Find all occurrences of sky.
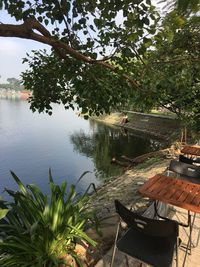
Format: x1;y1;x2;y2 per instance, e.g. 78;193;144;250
0;1;163;83
0;10;49;83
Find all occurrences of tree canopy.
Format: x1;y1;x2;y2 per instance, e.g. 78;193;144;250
129;12;200;130
0;0;199;129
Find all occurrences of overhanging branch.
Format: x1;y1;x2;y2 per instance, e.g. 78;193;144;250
0;19;140;88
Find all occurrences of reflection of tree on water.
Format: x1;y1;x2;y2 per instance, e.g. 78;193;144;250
70;120;163;181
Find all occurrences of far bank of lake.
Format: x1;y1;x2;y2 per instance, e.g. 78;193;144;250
0;89;32;100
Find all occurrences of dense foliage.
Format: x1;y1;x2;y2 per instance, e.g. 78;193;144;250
0;0;199;129
0;0;159;116
132;13;200;130
0;171;97;266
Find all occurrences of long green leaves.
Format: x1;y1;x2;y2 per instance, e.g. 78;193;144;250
0;171;97;267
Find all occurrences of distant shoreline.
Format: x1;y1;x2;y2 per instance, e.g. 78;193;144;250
0;89;32;100
93;112;180;141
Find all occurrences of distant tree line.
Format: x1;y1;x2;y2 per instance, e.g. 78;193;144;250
0;76;24;91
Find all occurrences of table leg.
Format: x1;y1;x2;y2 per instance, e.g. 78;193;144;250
182;211;199;266
190;213;200;248
182;212;192;266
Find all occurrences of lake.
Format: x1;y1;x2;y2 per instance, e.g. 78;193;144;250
0;99;163;197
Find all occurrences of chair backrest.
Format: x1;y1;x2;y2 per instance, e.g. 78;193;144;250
193;157;200;163
179;154;200;164
179;154;194;165
194;157;200;163
115;200;178;238
169;159;200;178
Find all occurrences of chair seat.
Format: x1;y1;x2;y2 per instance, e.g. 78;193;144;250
117;228;176;267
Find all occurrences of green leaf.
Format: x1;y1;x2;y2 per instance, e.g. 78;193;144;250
48;168;54;183
123;48;133;57
94;18;102;27
44;19;49;26
79;17;86;24
69;225;97;247
89;24;96;32
72;22;81;31
143;17;150;25
38;16;43;23
0;208;9;220
10;171;27;194
76;171;92;185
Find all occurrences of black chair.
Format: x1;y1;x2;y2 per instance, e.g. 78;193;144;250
168;160;200;251
169;159;200;179
111;200;179;267
195;157;200;163
179;154;200;165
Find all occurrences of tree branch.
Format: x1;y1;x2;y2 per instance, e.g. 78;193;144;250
0;19;140;88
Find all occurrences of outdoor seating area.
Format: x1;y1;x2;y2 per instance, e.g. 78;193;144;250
110;145;200;267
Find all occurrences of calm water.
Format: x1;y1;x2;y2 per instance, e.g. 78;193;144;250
0;99;163;197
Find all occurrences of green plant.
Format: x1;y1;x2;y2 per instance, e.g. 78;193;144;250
0;170;97;267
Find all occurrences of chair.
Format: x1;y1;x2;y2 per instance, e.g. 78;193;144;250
179;154;194;165
195;157;200;163
168;160;200;250
111;200;179;267
179;154;200;165
169;159;200;180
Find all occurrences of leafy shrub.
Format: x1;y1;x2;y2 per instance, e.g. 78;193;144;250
0;171;97;267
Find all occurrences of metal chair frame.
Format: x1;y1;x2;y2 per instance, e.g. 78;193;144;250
111;200;179;267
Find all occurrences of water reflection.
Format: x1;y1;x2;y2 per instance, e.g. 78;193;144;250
70;119;163;181
0;99;164;195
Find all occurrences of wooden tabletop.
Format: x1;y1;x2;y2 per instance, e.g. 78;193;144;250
181;145;200;156
138;174;200;213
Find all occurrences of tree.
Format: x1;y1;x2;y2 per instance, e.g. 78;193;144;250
135;12;200;130
0;77;23;90
159;0;200;14
7;77;22;90
0;0;199;129
0;0;159;115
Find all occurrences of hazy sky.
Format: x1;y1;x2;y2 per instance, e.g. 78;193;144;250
0;10;49;83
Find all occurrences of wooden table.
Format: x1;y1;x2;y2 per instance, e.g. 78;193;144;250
138;174;200;214
181;145;200;157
